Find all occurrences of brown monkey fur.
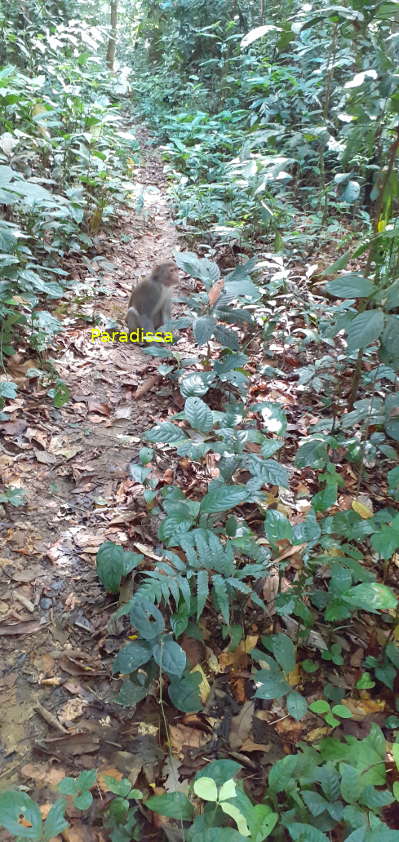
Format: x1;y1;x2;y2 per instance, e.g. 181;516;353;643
126;262;178;334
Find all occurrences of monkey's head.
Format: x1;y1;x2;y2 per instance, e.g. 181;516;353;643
150;262;179;287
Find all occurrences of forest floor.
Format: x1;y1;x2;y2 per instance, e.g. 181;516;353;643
0;132;197;827
1;129;397;842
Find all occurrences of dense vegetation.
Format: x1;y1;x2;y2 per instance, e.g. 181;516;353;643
1;0;399;840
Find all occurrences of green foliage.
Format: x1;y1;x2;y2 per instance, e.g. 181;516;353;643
96;541;142;593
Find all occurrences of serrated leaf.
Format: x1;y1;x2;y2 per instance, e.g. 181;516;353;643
213;574;230;623
174;251;220;283
194;316;216;345
214;324;240;350
196;569;209;620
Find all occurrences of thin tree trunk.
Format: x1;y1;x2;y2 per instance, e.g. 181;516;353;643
106;0;118;71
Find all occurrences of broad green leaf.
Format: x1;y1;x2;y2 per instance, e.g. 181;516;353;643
254;664;290;700
247;803;278;841
288;823;329;842
309;699;330;714
393;742;399;771
116;676;149;706
220;802;250;836
0;791;43;838
302;790;329;816
184;396;213;432
241;24;280;48
152;639;186;676
43;799;69;840
168;671;203;712
346;309;384;352
219;779;237;801
286;690;308;720
112;640;152;674
268;755;298;792
146;792;194;820
180;372;213;397
194;759;241;786
343;582;397;612
264;511;293;543
332;704;352;719
295;437;328;469
131;597;165;640
200;484;248;513
340;763;362;803
96;541;124;593
144;422;187;443
271;633;296;672
194;316;216;344
193;777;218;801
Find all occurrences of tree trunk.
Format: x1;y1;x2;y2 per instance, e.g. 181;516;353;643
106;0;118;71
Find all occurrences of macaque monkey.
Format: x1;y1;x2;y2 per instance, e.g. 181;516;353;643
126;262;178;334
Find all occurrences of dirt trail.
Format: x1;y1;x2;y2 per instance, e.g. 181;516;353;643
0;140;181;791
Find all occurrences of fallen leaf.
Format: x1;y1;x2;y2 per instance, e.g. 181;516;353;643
240;739;272;752
169;724;209;753
191;665;211;703
344;697;385;720
98;768;124;791
229;701;255;750
352;498;373;518
304;726;331;742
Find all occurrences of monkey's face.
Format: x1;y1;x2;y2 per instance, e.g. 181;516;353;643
159;263;179;287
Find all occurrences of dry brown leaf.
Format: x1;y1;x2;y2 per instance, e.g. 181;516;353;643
98;768;124;791
169;724;209;753
62;824;92;842
229;701;255;750
21;763;66;788
304;726;331;742
240;738;272;752
219;635;258;670
344;697;385;720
